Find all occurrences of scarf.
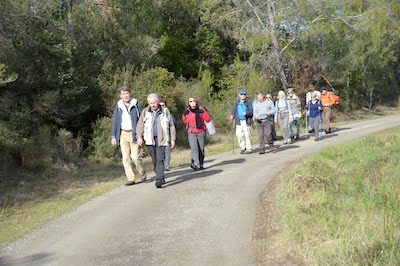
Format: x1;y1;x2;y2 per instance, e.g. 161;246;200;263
189;106;203;129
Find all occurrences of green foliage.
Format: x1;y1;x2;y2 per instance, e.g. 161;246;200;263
89;117;116;161
1;0;400;179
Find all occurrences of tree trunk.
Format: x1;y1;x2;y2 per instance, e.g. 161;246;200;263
67;0;73;26
265;1;288;88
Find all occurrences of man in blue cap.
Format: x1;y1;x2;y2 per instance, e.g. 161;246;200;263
230;89;253;154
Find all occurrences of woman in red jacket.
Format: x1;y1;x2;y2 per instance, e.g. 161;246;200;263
182;96;211;171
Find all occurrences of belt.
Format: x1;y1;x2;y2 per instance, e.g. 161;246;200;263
279;111;289;115
122;129;132;132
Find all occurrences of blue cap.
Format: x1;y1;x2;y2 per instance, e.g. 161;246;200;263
319;86;327;92
239;89;246;95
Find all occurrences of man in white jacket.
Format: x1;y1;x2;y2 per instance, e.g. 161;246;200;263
137;94;176;188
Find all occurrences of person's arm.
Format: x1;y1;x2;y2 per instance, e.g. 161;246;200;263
136;111;145;146
111;105;118;145
169;116;176;148
269;101;276;116
230;101;236;120
247;99;253;118
182;108;189;124
296;97;301;111
201;108;211;123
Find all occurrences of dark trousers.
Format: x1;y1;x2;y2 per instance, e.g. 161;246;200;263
147;140;166;180
257;121;273;151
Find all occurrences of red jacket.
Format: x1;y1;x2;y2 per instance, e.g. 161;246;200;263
182;107;211;133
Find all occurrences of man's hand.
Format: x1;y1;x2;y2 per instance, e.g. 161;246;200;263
111;138;117;146
170;140;176;149
137;137;143;146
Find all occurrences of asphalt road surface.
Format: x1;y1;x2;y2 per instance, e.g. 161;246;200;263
1;115;400;266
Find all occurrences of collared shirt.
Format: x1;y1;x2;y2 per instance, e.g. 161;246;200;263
121;103;133;130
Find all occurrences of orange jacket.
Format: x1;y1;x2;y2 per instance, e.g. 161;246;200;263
319;92;335;109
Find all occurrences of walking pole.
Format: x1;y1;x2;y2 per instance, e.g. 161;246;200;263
232;118;235;154
305;109;308;140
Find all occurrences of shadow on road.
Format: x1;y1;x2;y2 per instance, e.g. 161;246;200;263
274;145;300;152
0;253;54;266
163;169;223;188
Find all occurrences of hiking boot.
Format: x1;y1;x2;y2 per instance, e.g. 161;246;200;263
259;150;265;154
199;166;204;170
245;150;252;154
191;163;199;171
125;181;135;186
269;145;277;153
155;179;163;188
240;150;246;154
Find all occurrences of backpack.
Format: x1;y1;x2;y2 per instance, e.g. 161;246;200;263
329;92;340;106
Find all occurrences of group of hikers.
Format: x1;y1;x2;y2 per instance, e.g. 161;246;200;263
111;84;337;188
232;84;337;155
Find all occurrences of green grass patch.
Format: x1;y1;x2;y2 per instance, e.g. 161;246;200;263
278;127;400;265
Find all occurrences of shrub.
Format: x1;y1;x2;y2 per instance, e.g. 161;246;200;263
89;116;117;161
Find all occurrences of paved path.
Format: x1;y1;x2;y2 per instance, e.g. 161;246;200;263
1;115;400;266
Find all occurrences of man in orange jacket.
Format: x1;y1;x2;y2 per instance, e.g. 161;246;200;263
319;86;335;134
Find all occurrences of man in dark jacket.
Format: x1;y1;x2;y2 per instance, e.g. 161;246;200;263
230;89;253;154
111;86;146;186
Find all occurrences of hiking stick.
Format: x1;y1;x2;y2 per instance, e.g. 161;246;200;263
231;119;235;153
305;109;308;140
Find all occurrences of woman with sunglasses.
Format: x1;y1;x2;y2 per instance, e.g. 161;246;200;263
182;96;211;171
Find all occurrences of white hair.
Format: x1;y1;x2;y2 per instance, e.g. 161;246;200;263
278;90;286;99
147;93;159;102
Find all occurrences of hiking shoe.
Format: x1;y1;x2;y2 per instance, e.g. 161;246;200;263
259;150;265;154
295;135;300;140
245;150;252;154
199;166;204;170
191;163;199;171
155;179;163;188
240;150;246;154
308;129;314;133
269;145;277;153
165;164;170;171
125;181;135;186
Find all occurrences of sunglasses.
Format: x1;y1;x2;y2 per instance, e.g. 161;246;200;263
240;93;246;95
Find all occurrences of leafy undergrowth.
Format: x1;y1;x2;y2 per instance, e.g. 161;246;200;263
276;127;400;265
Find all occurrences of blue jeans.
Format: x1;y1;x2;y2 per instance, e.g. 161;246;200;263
289;117;300;137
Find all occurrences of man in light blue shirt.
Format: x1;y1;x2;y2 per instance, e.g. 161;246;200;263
253;90;277;154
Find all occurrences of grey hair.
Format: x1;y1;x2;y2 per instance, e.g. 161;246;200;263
147;93;159;102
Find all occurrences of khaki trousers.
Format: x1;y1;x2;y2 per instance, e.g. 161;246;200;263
322;108;331;131
120;130;145;182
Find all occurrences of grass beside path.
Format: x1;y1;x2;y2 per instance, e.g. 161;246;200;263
254;127;400;265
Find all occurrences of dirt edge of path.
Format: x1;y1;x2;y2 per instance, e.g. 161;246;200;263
252;170;305;266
